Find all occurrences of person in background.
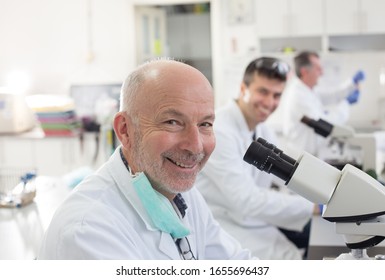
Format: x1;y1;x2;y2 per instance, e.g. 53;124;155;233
38;59;254;260
195;57;316;260
281;50;365;157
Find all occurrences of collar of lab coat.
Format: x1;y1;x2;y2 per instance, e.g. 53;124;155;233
227;99;260;140
294;77;314;93
106;148;190;259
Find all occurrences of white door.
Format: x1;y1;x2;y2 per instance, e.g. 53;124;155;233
135;6;167;64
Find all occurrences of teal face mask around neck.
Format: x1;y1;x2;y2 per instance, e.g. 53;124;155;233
132;172;190;239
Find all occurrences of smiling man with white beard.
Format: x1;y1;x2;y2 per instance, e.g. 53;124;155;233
38;59;254;260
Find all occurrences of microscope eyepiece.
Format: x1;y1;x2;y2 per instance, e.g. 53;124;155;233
300;116;333;138
256;138;297;165
243;138;298;183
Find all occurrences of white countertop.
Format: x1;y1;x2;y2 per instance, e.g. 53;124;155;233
2;176;385;260
0;176;71;260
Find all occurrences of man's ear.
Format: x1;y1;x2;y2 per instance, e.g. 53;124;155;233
113;112;131;148
240;82;247;97
299;67;307;78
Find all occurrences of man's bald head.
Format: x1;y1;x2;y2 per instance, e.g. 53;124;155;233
120;59;213;118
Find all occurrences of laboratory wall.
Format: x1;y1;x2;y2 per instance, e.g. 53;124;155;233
215;0;385;131
266;52;385;132
0;0;133;95
1;0;385;130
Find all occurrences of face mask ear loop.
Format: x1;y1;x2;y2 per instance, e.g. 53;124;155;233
120;147;140;178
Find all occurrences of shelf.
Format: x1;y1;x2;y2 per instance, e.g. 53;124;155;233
260;36;323;53
328;34;385;52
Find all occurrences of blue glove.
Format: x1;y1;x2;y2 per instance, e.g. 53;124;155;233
346;89;360;104
352;70;365;84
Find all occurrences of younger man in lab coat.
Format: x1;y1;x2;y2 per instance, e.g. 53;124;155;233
196;57;316;260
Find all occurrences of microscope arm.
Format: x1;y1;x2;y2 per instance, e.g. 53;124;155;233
346;134;377;172
336;216;385;249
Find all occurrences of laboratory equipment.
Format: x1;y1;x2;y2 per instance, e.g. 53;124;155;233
0;168;37;208
301;116;377;174
70;84;121;165
0;93;37;134
243;137;385;259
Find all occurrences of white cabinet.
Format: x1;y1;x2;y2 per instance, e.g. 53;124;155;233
361;0;385;34
0;132;112;177
256;0;323;38
34;137;81;176
256;0;385;38
0;138;35;169
0;136;82;176
252;0;385;53
326;0;385;35
325;0;358;35
289;0;323;36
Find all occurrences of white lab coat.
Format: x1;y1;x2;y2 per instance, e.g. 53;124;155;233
281;77;354;157
195;100;313;260
38;148;253;260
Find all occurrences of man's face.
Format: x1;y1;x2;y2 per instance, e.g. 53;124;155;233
239;73;286;129
306;55;323;88
128;71;215;198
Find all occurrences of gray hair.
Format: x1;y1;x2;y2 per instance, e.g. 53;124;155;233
119;58;181;118
120;68;144;115
294;51;319;78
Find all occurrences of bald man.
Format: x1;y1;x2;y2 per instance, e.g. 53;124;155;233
38;59;254;260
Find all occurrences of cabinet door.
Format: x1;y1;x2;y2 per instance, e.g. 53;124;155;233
0;138;35;169
290;0;323;36
0;137;82;177
256;0;289;38
256;0;323;37
326;0;385;34
361;0;385;34
34;137;81;176
326;0;359;35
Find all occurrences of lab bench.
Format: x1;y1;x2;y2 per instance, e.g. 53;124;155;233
2;177;385;260
0;176;71;259
0;127;111;177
